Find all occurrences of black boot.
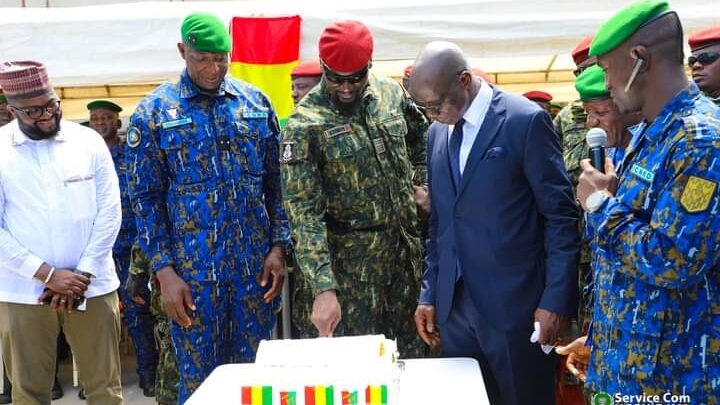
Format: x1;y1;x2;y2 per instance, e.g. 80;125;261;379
78;386;86;400
140;373;156;397
0;372;11;405
51;376;64;400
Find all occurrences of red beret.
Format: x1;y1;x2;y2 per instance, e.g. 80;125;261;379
319;20;373;73
523;91;553;102
689;26;720;51
471;68;494;84
292;61;322;78
571;36;594;66
403;65;413;79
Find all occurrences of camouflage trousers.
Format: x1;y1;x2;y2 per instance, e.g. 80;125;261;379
116;255;158;381
170;273;277;403
292;228;426;358
150;286;179;405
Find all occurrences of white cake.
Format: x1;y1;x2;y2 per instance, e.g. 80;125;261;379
240;335;401;405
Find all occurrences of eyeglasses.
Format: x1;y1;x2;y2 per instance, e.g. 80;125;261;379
688;52;720;68
322;64;369;85
11;99;61;120
414;70;467;114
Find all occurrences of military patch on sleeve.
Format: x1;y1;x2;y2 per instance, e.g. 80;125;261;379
280;140;296;163
680;175;717;213
126;126;141;148
323;124;352;138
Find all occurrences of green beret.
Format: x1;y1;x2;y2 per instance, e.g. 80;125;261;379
575;65;610;102
87;100;122;113
0;91;6;104
589;0;671;57
181;12;230;54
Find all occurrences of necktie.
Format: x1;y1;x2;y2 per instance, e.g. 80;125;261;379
448;118;465;191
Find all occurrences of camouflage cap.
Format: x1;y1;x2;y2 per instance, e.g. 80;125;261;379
575;65;610;102
181;12;231;54
589;0;671;57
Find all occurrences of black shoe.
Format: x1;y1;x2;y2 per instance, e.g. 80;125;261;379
139;374;156;397
51;377;64;400
0;374;11;405
78;387;86;400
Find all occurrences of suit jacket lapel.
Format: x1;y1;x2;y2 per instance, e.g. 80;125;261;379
458;88;506;197
432;124;457;196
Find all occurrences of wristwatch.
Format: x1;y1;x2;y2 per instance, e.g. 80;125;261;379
585;190;610;213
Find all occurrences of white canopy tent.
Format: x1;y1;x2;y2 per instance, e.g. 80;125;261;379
0;0;717;119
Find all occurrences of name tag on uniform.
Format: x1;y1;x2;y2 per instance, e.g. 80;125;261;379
161;117;192;129
324;124;352;138
630;163;654;183
243;111;268;119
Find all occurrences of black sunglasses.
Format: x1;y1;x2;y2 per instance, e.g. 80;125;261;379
11;99;61;120
688;52;720;68
322;64;369;85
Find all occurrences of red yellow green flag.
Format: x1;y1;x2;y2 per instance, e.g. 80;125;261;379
364;385;388;405
304;385;335;405
241;385;272;405
230;16;301;127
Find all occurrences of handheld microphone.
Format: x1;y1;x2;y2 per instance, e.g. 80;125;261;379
586;127;608;174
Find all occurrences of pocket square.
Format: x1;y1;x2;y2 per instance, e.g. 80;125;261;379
484;146;507;160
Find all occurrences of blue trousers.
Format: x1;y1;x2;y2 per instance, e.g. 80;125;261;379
171;274;277;403
440;280;556;405
116;255;158;381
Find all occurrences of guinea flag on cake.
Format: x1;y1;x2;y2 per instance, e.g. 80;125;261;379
230;15;301;128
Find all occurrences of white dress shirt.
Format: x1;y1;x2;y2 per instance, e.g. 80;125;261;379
448;80;494;174
0;120;121;304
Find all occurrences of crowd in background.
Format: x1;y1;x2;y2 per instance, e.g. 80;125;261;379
0;0;719;404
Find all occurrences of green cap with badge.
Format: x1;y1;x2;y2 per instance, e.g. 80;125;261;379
575;65;610;102
0;88;6;104
181;12;231;54
589;0;672;57
87;99;122;113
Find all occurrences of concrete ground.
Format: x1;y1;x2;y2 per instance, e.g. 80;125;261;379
53;351;155;405
3;348;155;405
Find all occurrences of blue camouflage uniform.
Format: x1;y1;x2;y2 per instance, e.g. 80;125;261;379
125;70;291;402
109;144;158;384
585;83;720;401
581;126;642;317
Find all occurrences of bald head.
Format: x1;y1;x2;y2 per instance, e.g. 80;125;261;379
408;41;480;124
411;41;468;91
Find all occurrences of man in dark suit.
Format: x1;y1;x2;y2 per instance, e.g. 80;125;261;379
409;42;580;405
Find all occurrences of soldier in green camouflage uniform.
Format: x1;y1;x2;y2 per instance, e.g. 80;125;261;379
127;245;178;405
280;21;428;357
553;37;596;332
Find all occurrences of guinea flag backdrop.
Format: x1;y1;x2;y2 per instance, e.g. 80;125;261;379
230;15;302;127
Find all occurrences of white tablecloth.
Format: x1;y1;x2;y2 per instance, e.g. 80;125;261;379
187;357;489;405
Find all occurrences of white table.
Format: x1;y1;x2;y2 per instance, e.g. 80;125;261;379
187;357;489;405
